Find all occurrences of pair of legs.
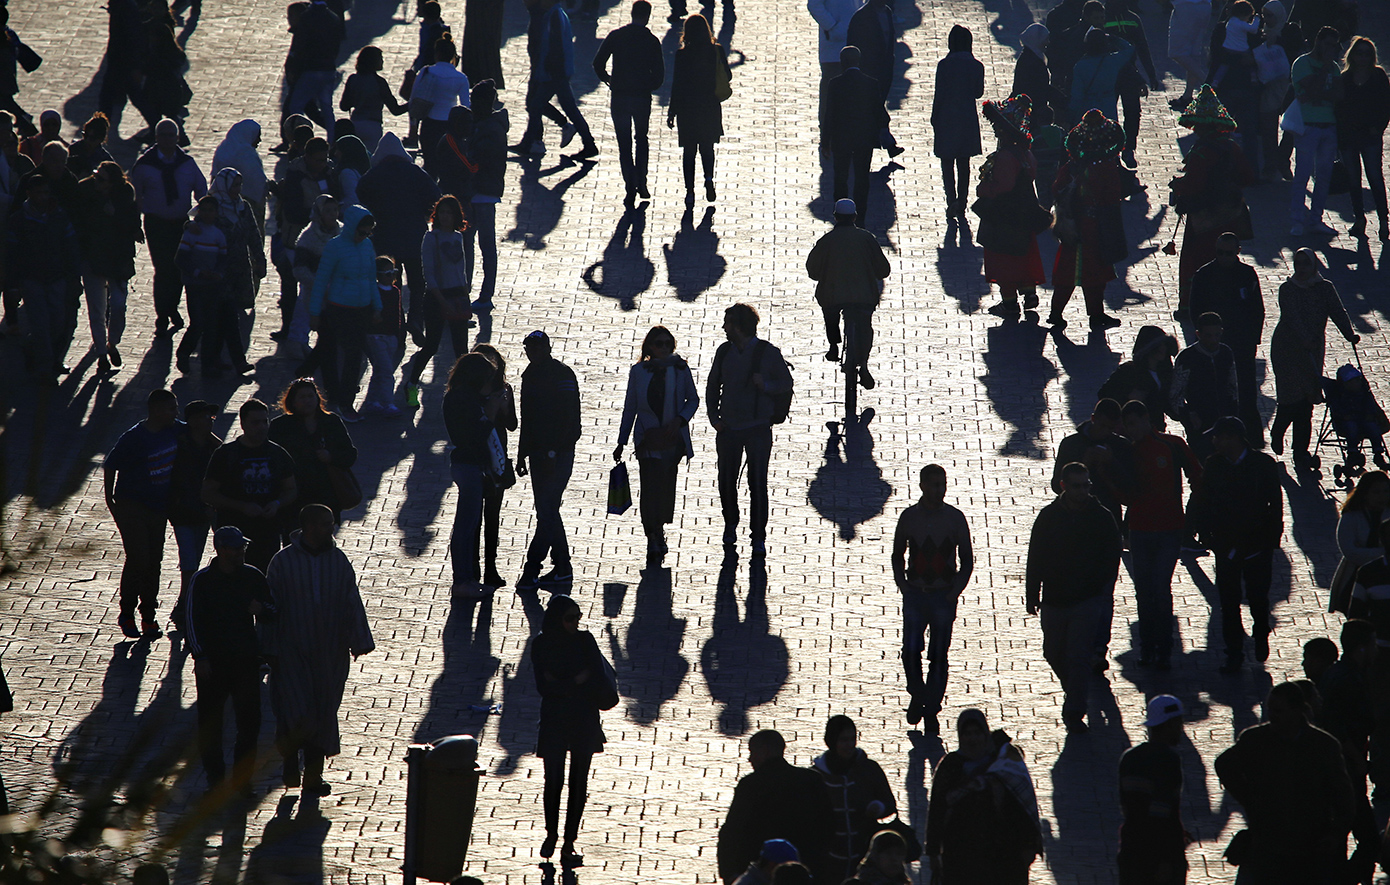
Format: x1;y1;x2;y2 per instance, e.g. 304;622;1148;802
319;303;371;410
941;157;970;215
363;333;400;409
638;456;679;554
611;92;652;197
22;279;78;377
682;142;715;197
832;148;872;227
195;656;261;786
83;274;129;362
1214;546;1273;665
715;424;772;547
111;498;167;625
1290;123;1338;228
464;201;499;308
901;589;957;722
1128;530;1181;666
542;749;593;853
522;449;574;579
477;487;505;584
286;69;337;141
1118;80;1142;154
450;462;486;589
405;295;471;386
1270;399;1314;459
1345;136;1389;236
1040;594;1109;729
521;76;593;149
144;214;186;327
821;304;875;374
201;294;250;373
1226;335;1263;438
170;521;210;631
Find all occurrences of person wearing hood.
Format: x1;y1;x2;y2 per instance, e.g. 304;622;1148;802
212;119;268;230
613;325;700;564
289;193;340;358
75;160;142;374
265;503;375;797
1098;324;1179;429
465;80;508;313
131;118;208;337
811;716;896;883
926;709;1041;882
310;203;382;421
357;133;442;338
931;26;985;219
1013;24;1065;116
270;133;333;340
191;167;264;377
330;134;371;208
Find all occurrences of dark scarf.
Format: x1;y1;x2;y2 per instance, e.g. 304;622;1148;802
135;145;193;205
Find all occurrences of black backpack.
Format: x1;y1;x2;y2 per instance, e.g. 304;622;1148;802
712;340;794;425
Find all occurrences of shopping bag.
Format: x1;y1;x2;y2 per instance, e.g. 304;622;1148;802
607;462;632;515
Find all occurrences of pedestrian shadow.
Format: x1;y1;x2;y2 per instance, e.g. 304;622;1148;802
978;0;1035;49
392;384;455;558
606;566;688;725
171;797;249;885
494;590;546;776
662;206;726;302
413;597;503;745
807;408;892;541
507;157;593;251
581;205;655;310
867;161;902;249
1050;328;1120;428
244;793;331;885
980;319;1056;458
1281;466;1342;592
936;218;985;315
700;554;789;735
1042;678;1128;884
904;728;944;869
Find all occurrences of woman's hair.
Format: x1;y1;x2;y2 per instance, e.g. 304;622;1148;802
680;13;715;48
356;45;384;73
864;829;908;861
431;195;466;231
541;593;581;634
1344;36;1380;73
280;378;329;415
1343;470;1390;513
435;32;458;63
82;111;110;143
640;325;676;361
445;351;495;394
824;714;856;748
93;159;127;185
472;342;507;380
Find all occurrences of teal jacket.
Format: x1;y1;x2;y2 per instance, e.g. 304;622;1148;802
310;203;382;317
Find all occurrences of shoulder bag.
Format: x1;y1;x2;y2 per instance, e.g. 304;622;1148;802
713;51;732;102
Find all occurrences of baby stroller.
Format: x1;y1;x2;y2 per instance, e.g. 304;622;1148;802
1316;361;1390;488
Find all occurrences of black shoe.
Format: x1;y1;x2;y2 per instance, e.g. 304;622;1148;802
1089;313;1122;330
483;569;507;588
108;345;122;368
1064;716;1089;734
141;620;164;639
118;615;140;638
1046;313;1068;329
751;539;766;557
887;144;904;158
516;573;541;593
540;833;558;859
636;184;650;199
269;329;289;342
906;697;923;725
282;757;301;788
574;143;599;160
624;190;636;209
857;366;875;389
987;300;1021;318
538;568;573;588
1022;290;1039;310
705;180;716;203
508;141;535;156
97;356;111;375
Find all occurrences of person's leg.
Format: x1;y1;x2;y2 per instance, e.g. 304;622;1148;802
1229;338;1261;434
472;202;498;304
1120;82;1140;153
921;591;958;718
638;456;662;540
1214;550;1245;662
552;78;593;147
700;142;715;190
112;499;165;623
22;280;57;376
563;751;592;844
1347;142;1368;223
633;97;652;193
851;148;871;227
171;522;209;629
1270;402;1293;453
1291;400;1315;458
229;658;263;780
83;274;108;358
145;215;184;324
833;151;851;202
340;307;369;405
1129;531;1160;662
450;462;486;587
482;488;503;580
526;450;574;572
312;71;337;141
715;428;741;540
1309;126;1338;223
406;295;445;386
1290;132;1313;225
846;306;874;372
1151;532;1180;663
821;303;842;350
1364;139;1389;232
1243;547;1274;655
520;79;546;147
956;158;970;207
682;145;696;193
1081;283;1107;319
318;307;346;405
611;95;636;192
745;425;772;545
402;255;428;331
542;752;566;840
1063;594;1106;723
194;658;231;783
1039;604;1071;713
940;158;957;206
900;590;929;702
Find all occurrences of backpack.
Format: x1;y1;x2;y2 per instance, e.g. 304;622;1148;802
750;339;793;425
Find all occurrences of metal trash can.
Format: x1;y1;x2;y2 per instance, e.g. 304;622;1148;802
403;735;484;884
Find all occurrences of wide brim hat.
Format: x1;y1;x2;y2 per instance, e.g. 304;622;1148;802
1178;84;1236;132
983;93;1033;147
1065;109;1125;163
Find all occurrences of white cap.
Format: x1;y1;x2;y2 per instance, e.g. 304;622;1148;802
1144;694;1184;728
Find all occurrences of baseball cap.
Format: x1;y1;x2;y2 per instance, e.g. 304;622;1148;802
1337;364;1364;382
1205;415;1246;440
184;399;220;419
834;198;856;216
759;839;799;864
1144;694;1184;728
213;525;249;548
524;330;549;345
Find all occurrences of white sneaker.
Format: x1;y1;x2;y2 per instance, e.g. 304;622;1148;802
1290;223;1306;236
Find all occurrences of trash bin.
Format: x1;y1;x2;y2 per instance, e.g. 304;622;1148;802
403;735;484;884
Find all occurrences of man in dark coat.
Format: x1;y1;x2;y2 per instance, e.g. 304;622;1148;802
716;730;833;885
1189;233;1265;443
284;0;346;139
824;46;890;229
517;330;582;591
357;133;442;331
845;0;900;153
807;198;890;388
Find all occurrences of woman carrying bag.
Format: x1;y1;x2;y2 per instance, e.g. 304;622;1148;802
613;325;700;565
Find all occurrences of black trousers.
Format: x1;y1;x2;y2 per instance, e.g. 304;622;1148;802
405;294;471;386
638;456;680;536
195;656;262;782
1214;546;1273;659
112;499;167;621
1226;334;1261;434
542;750;592;842
144;214;186;322
319;303;371;407
833;148;872;227
715;424;772;542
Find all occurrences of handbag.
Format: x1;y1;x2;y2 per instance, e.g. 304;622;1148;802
713;52;732;102
398;67;417;100
607;462;632;515
327;464;363;511
878;815;922;863
408;67;434;118
1280;99;1305;135
590;646;620;711
485;429;516;491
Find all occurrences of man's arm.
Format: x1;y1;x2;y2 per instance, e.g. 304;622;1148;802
1025;511;1047;612
715;781;754;885
890;511;909;588
954;509;974;594
591;33;613;83
706;344;725;428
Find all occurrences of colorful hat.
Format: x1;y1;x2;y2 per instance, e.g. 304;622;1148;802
1178;84;1236;132
1064;109;1125;163
983;93;1033;146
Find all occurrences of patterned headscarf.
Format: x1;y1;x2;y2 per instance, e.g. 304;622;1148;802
983;93;1033;146
1065;109;1125;162
1178;84;1237;132
208;167;245;227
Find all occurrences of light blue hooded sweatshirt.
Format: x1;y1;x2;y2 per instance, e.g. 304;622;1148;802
310;203;382;317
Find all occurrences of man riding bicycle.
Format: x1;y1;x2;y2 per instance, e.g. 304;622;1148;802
807;198;891;389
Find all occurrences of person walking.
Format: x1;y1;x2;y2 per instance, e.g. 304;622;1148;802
517;330;581;592
1336;36;1390;241
1117;695;1190;884
289;194;340;359
668;14;731;205
284;0;346;140
338;46;405;153
825;47;890;229
411;34;472;171
202;399;299;573
130;118;207;337
67;113;114;183
269;378;358;523
1121;401;1201;670
9;174;81;381
204;168;266;373
593;0;665;208
706;303;793;558
1101;0;1158;168
515;0;598;159
808;0;863;140
74;161;140;372
1167;0;1210;110
1068;27;1133;123
717;730;833;885
168;399;221;633
186;525;276;793
405;195;472;405
975;95;1050;319
1313;618;1379;885
104;388;181;639
462;0;506;90
362;255;405;417
271;135;333;339
309;204;383;420
1289;26;1345;236
811;716;897;883
924;709;1040;883
846;0;901;154
442;352;496;596
1170;312;1239;458
1268;248;1358;470
465;80;508;314
1097;326;1179;430
473;342;516;587
1214;682;1355;882
1050;397;1133;531
532;594;611;867
1331;471;1390;614
614;326;700;565
890;465;972;733
265;504;375;796
173;196;228;376
1047;109;1126;330
357;134;441;342
212;121;268;237
931;26;984;220
1013;24;1066;117
807;197;890;388
1189;233;1264;439
1026;462;1122;733
1189;417;1283;673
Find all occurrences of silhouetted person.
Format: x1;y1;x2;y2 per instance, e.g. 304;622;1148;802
285;0;346;140
717;731;833;884
824;47;889;228
930;26;984;219
515;0;597;158
1170;312;1239;460
516;330;581;592
807;197;890;388
202;399;299;572
131;118;207;336
1117;695;1190;884
593;1;665;207
1189;234;1265;440
811;716;896;882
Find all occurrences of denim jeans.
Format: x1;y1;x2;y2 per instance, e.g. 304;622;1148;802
1345;134;1389;221
451;462;486;587
465;200;498;303
287;69;338;140
715;424;773;542
901;589;958;715
1291;123;1337;224
23;279;78;375
1215;545;1273;659
522;77;592;147
1040;593;1109;723
525;449;574;574
363;333;399;407
83;274;129;356
173;522;210;574
610;92;652;192
1128;530;1181;663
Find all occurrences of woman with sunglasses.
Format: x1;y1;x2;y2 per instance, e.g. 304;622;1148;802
532;594;611;868
614;325;699;565
1269;247;1359;471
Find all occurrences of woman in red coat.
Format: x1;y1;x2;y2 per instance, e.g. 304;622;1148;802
1047;109;1127;331
975;94;1050;319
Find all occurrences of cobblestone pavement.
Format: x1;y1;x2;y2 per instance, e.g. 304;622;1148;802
3;0;1390;881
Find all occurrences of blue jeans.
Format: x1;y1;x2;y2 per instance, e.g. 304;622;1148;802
451;462;486;587
287;69;338;140
1128;530;1181;663
525;449;574;574
610;92;651;192
464;201;498;303
1291;123;1337;225
902;589;958;715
